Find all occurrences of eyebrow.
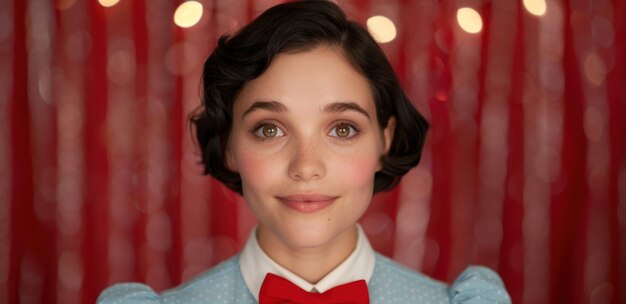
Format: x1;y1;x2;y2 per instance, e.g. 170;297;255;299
323;102;370;119
242;101;287;118
242;100;371;119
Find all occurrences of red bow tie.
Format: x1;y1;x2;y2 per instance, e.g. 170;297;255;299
259;273;370;304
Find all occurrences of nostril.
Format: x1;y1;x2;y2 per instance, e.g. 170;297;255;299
288;158;324;181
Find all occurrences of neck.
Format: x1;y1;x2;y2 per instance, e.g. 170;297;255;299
257;225;358;284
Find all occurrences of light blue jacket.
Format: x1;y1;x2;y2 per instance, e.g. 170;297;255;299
98;253;511;304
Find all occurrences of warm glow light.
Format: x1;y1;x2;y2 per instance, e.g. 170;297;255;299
456;7;483;34
584;53;607;86
523;0;547;16
366;15;397;43
98;0;120;8
57;0;78;10
174;1;203;28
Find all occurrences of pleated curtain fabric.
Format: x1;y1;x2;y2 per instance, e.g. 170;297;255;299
1;0;625;303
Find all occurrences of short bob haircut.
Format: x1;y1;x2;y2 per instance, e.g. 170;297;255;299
191;0;429;195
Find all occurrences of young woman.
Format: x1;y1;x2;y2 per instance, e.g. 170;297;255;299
98;1;511;303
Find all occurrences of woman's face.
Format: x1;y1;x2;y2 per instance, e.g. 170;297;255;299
226;46;394;253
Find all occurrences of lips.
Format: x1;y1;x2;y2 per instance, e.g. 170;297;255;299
276;194;338;213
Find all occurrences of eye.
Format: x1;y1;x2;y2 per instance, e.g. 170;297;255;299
253;122;285;139
329;122;359;139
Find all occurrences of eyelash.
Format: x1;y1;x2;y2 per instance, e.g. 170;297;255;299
328;121;360;141
251;120;285;141
250;120;361;141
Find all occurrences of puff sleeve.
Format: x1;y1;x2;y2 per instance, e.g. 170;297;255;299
447;266;512;304
97;283;161;304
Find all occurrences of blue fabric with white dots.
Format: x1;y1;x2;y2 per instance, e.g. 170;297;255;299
97;254;511;304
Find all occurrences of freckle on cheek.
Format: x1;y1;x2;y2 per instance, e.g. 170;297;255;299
238;156;274;182
341;162;378;183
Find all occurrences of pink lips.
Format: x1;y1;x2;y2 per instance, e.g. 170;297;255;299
276;194;337;213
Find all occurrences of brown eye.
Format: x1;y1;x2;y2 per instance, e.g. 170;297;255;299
253;123;284;139
335;124;350;137
263;125;278;137
329;122;358;139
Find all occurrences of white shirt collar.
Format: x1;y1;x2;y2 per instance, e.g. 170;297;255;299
239;224;376;300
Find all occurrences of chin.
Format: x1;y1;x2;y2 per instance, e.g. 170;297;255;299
281;221;352;249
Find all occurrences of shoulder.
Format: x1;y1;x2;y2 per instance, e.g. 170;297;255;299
97;255;255;304
447;266;511;304
369;254;511;304
369;254;448;303
97;283;160;304
160;255;256;302
163;255;241;295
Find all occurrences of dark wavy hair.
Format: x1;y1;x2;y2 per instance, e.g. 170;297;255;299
190;0;429;195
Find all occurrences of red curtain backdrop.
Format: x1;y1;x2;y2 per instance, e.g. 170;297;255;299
2;0;625;303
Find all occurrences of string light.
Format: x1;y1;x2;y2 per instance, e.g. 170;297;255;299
456;7;483;34
98;0;120;8
174;1;203;28
366;15;397;43
523;0;547;16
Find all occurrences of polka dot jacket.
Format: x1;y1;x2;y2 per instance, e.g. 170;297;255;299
97;254;511;304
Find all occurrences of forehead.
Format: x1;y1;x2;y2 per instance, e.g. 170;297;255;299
233;46;375;114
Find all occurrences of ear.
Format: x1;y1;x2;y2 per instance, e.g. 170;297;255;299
382;116;396;155
224;142;239;172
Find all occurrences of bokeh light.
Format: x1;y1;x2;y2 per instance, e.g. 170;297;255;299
56;0;77;10
4;0;626;303
98;0;120;8
456;7;483;34
58;251;83;292
107;47;136;85
174;1;203;28
366;15;397;43
591;16;615;48
164;42;200;76
523;0;547;16
584;52;607;86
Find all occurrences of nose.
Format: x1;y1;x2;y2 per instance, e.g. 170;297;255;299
287;137;326;181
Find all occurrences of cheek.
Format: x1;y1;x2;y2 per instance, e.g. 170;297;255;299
235;149;281;191
331;152;380;189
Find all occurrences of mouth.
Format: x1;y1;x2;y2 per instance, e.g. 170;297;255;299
276;194;338;213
